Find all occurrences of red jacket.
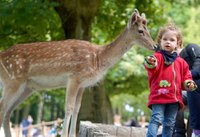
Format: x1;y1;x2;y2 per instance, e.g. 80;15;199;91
144;51;193;109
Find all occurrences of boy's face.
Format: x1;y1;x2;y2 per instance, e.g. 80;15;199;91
160;30;178;53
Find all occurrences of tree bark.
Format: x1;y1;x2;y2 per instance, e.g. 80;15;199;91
78;82;113;124
53;0;100;40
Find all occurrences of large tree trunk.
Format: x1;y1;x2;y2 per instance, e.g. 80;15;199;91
53;0;100;40
78;82;113;124
52;0;114;125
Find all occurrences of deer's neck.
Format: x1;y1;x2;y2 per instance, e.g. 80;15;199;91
100;27;134;69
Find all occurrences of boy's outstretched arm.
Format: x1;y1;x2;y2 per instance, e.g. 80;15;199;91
144;55;157;68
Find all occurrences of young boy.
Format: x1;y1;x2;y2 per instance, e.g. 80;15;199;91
144;23;197;137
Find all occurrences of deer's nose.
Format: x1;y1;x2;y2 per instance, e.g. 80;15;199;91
138;29;143;34
153;44;160;51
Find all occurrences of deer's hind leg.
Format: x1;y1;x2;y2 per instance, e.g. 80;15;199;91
3;86;33;137
0;80;27;137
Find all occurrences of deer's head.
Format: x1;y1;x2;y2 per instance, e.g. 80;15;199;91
127;9;157;51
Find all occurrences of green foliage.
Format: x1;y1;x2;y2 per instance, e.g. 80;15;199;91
184;6;200;45
162;3;200;45
167;2;190;27
105;47;149;95
0;0;64;50
91;0;135;44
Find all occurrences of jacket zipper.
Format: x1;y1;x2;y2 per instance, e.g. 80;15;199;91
172;63;178;101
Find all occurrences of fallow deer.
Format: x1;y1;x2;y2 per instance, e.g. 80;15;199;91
0;9;156;137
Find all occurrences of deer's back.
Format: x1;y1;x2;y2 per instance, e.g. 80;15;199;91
0;40;105;89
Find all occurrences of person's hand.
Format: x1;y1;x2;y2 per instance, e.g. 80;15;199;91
145;56;156;66
187;81;197;91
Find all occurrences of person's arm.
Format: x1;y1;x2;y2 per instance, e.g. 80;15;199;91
186;44;200;79
144;53;161;77
182;60;197;91
144;55;157;68
190;69;200;79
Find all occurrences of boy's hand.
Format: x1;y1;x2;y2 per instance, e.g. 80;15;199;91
145;56;156;66
187;81;197;91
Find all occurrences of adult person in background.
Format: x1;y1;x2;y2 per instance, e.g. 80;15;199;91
173;90;189;137
21;115;33;137
175;43;200;137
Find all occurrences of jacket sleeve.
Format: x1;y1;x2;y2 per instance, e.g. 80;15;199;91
182;60;197;91
144;53;160;76
186;44;200;79
144;55;157;69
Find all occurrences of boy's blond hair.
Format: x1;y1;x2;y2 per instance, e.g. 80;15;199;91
156;23;183;49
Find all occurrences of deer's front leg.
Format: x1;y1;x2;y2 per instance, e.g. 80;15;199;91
61;79;81;137
69;88;84;137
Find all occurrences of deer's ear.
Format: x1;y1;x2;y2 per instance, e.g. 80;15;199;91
131;12;138;24
127;10;139;28
141;13;147;25
141;13;146;20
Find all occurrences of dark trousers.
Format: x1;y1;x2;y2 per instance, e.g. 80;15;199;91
173;91;192;137
173;109;186;137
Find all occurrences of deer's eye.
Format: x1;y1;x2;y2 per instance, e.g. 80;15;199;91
138;29;144;34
